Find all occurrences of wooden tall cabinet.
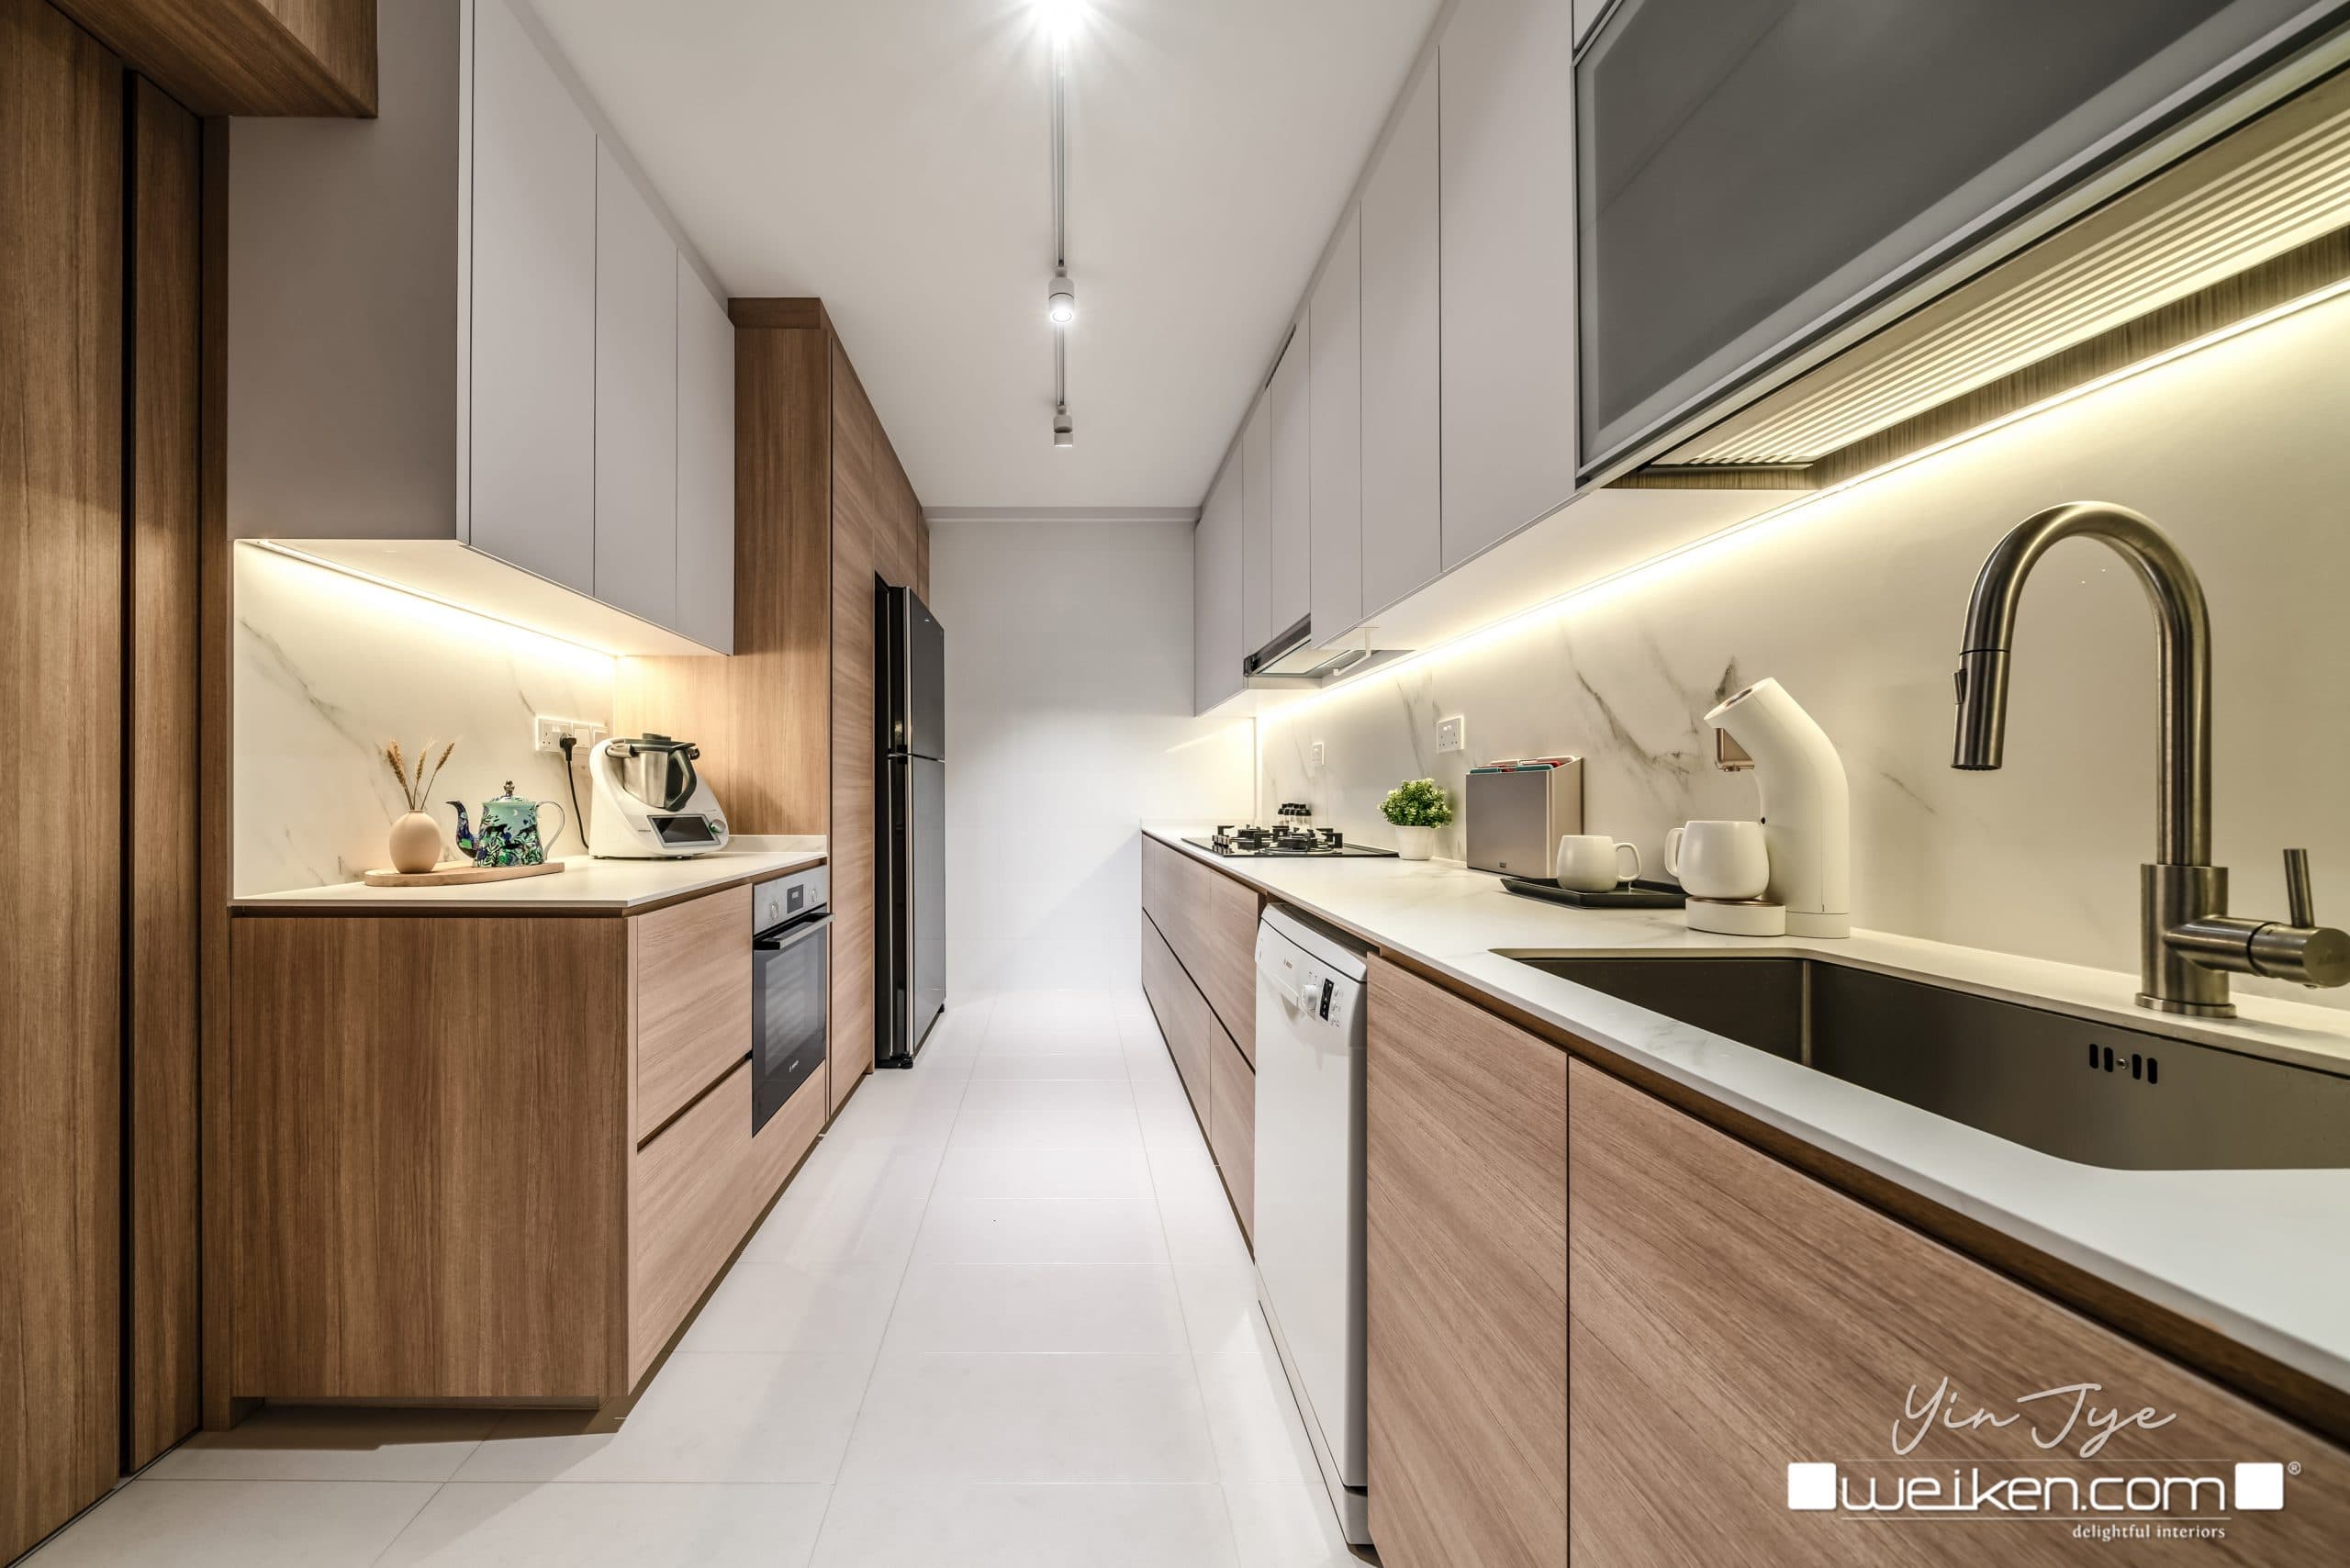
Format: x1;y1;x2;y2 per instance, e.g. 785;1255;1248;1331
619;299;927;1115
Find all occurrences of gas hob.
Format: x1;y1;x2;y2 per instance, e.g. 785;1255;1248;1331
1181;825;1398;858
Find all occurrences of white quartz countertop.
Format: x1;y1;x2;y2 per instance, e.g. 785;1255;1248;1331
233;836;827;913
1143;825;2350;1402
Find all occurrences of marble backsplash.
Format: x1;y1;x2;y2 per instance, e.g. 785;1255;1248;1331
1260;288;2350;1011
234;544;614;894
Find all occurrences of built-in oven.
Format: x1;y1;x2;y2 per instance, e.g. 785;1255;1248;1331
751;865;830;1135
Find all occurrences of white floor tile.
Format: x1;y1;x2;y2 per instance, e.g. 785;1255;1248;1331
375;1482;829;1568
947;1107;1143;1149
934;1144;1158;1202
28;1479;437;1567
839;1353;1218;1484
1174;1265;1275;1357
1128;1077;1197;1119
1136;1106;1209;1155
1144;1141;1224;1193
1221;1484;1365;1568
141;1406;495;1483
987;991;1117;1032
1156;1189;1254;1267
812;1483;1238;1568
454;1353;869;1484
1196;1354;1322;1485
911;1199;1170;1267
739;1137;943;1264
885;1264;1190;1355
969;1050;1130;1081
676;1259;902;1356
957;1077;1136;1114
979;1029;1130;1058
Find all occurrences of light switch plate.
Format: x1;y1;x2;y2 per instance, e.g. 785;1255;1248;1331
1437;715;1465;754
1310;740;1326;767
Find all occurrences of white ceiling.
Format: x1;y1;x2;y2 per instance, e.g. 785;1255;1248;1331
527;0;1443;513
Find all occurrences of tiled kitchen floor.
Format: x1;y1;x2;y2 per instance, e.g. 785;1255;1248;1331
30;989;1361;1567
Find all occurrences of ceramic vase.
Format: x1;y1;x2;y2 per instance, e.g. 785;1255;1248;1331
1393;824;1436;861
388;810;445;875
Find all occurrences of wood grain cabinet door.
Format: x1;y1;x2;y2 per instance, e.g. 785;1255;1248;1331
1141;916;1215;1124
1365;957;1566;1568
1568;1058;2350;1565
634;885;754;1139
1139;838;1261;1059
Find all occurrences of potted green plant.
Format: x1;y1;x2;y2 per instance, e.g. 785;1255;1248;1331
1380;778;1453;861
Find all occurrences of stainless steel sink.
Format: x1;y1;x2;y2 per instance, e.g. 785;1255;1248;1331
1497;953;2350;1170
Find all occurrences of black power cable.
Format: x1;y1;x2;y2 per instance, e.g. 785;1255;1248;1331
558;732;590;854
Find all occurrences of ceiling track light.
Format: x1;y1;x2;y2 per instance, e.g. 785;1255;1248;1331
1043;4;1080;444
1047;268;1077;325
1053;403;1074;448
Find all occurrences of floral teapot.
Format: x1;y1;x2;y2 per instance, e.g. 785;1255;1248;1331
448;781;565;867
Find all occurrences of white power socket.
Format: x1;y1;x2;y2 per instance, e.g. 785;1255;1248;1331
534;715;605;754
1310;740;1326;767
1437;715;1466;754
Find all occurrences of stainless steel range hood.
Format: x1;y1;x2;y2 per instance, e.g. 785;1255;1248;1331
1243;615;1412;690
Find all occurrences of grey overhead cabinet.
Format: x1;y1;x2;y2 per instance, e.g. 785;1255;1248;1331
227;0;733;656
1438;0;1578;567
594;141;681;629
1267;319;1311;651
1358;58;1443;620
1308;206;1364;640
1193;454;1246;715
1240;396;1275;660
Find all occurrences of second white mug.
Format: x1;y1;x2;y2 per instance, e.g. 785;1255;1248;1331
1555;834;1641;892
1665;820;1770;902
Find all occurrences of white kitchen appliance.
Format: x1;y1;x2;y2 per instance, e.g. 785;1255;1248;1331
1703;677;1850;937
1253;904;1372;1546
587;734;730;858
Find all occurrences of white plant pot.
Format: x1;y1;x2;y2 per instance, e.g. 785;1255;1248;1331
1393;824;1436;861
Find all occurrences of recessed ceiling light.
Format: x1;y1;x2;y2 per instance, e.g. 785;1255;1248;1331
1046;269;1077;325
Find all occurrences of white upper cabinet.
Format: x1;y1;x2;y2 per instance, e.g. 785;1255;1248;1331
1240;395;1275;660
1308;205;1363;640
1194;454;1245;714
675;256;735;653
1268;319;1311;640
468;0;598;595
1359;60;1443;620
1439;0;1579;569
594;142;680;629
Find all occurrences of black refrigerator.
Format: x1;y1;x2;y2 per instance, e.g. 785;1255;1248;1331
877;584;946;1065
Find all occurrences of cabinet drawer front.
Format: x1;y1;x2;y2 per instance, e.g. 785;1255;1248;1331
1568;1057;2350;1564
1209;1025;1256;1244
1142;915;1214;1123
1366;957;1566;1568
634;885;753;1138
1140;838;1260;1059
629;1058;751;1383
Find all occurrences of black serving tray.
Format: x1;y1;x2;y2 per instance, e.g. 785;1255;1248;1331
1499;875;1687;910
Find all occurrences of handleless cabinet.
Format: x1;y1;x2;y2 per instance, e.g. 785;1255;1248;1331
1240;396;1275;659
1359;60;1443;619
1308;206;1364;640
593;141;680;629
1194;453;1245;713
467;0;597;595
1438;0;1578;568
1268;319;1311;642
675;254;736;653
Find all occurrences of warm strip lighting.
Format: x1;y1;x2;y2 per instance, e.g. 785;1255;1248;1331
1681;86;2350;465
241;540;621;670
1272;276;2350;718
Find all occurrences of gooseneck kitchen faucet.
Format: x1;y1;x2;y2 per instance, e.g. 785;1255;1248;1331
1951;501;2350;1016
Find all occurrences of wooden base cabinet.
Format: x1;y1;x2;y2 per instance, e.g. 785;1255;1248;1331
1138;839;1262;1243
229;879;822;1407
1568;1058;2350;1565
1364;956;1566;1568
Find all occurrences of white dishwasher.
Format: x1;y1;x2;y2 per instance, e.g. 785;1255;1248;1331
1252;903;1371;1546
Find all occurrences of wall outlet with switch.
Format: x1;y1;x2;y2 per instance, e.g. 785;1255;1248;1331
1437;715;1466;754
534;716;605;754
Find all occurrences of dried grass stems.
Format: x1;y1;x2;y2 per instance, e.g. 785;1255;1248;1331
383;737;458;812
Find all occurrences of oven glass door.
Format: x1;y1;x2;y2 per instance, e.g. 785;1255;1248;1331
753;913;831;1133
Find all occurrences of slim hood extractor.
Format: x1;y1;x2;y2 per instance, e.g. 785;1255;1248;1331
1243;615;1412;690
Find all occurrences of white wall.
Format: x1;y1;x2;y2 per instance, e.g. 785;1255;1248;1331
1261;287;2350;1011
930;518;1256;994
235;544;613;893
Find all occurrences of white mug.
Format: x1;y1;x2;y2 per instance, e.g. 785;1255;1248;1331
1665;820;1770;902
1555;834;1641;892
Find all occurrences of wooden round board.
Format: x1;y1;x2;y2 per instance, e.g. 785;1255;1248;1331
361;860;566;888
